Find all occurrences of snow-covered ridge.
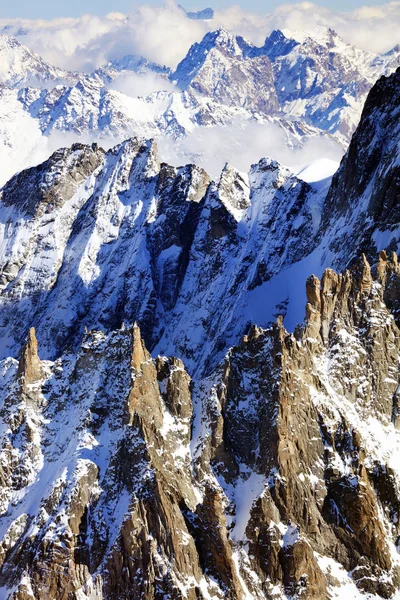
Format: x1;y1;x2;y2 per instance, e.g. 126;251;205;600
0;27;400;600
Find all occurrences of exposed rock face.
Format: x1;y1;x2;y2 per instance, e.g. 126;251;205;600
0;138;322;369
1;23;400;192
2;66;400;376
1;254;400;599
173;26;400;141
320;67;400;261
17;328;42;390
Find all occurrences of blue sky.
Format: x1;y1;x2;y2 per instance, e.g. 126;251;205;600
1;0;391;20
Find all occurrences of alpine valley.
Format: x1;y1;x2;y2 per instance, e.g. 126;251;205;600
0;8;400;600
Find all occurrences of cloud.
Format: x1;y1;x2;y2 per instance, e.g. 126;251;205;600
128;1;208;68
0;13;135;72
0;4;208;72
264;1;400;54
108;72;176;97
158;120;344;179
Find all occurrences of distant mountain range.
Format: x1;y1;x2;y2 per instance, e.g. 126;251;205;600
0;25;399;185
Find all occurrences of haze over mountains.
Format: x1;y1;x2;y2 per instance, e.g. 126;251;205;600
1;5;400;600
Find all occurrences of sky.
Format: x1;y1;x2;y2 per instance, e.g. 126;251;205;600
0;0;393;19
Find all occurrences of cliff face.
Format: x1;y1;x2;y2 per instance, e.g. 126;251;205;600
319;67;400;263
1;253;400;600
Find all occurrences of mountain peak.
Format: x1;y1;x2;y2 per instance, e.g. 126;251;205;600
262;29;300;59
199;27;246;54
0;33;77;88
172;28;248;90
180;5;214;20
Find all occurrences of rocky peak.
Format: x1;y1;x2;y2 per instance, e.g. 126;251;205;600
261;29;299;60
0;34;78;88
321;67;400;231
1;252;400;599
172;28;278;114
16;327;42;389
217;163;250;216
0;142;105;217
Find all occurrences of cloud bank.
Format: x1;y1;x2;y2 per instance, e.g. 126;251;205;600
1;2;399;72
158;121;344;179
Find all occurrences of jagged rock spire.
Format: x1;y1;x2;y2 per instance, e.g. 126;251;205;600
17;327;42;389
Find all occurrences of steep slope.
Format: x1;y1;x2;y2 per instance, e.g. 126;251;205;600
1;23;400;600
0;86;48;187
0;71;335;189
1;255;400;599
259;26;399;139
261;27;374;139
16;78;321;142
0;139;321;366
320;66;400;261
0;35;78;88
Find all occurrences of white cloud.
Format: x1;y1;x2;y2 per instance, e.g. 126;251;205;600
0;4;208;71
108;72;176;97
128;1;208;68
158;120;344;179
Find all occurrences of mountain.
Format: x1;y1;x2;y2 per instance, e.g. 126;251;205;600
0;85;48;187
0;38;400;600
94;55;171;85
0;35;78;88
0;74;335;189
180;6;215;20
1;26;399;188
1;253;400;599
0;70;399;371
173;28;279;115
260;26;400;140
173;26;400;142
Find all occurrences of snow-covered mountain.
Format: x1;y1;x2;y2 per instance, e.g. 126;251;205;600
0;71;338;187
180;5;215;20
0;34;78;88
94;55;171;85
172;28;279;115
1;64;400;595
173;26;400;140
1;21;400;599
1;68;400;372
2;263;400;599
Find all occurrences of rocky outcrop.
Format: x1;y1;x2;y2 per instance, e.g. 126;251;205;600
320;67;400;263
173;28;279;115
17;328;42;390
0;253;400;599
